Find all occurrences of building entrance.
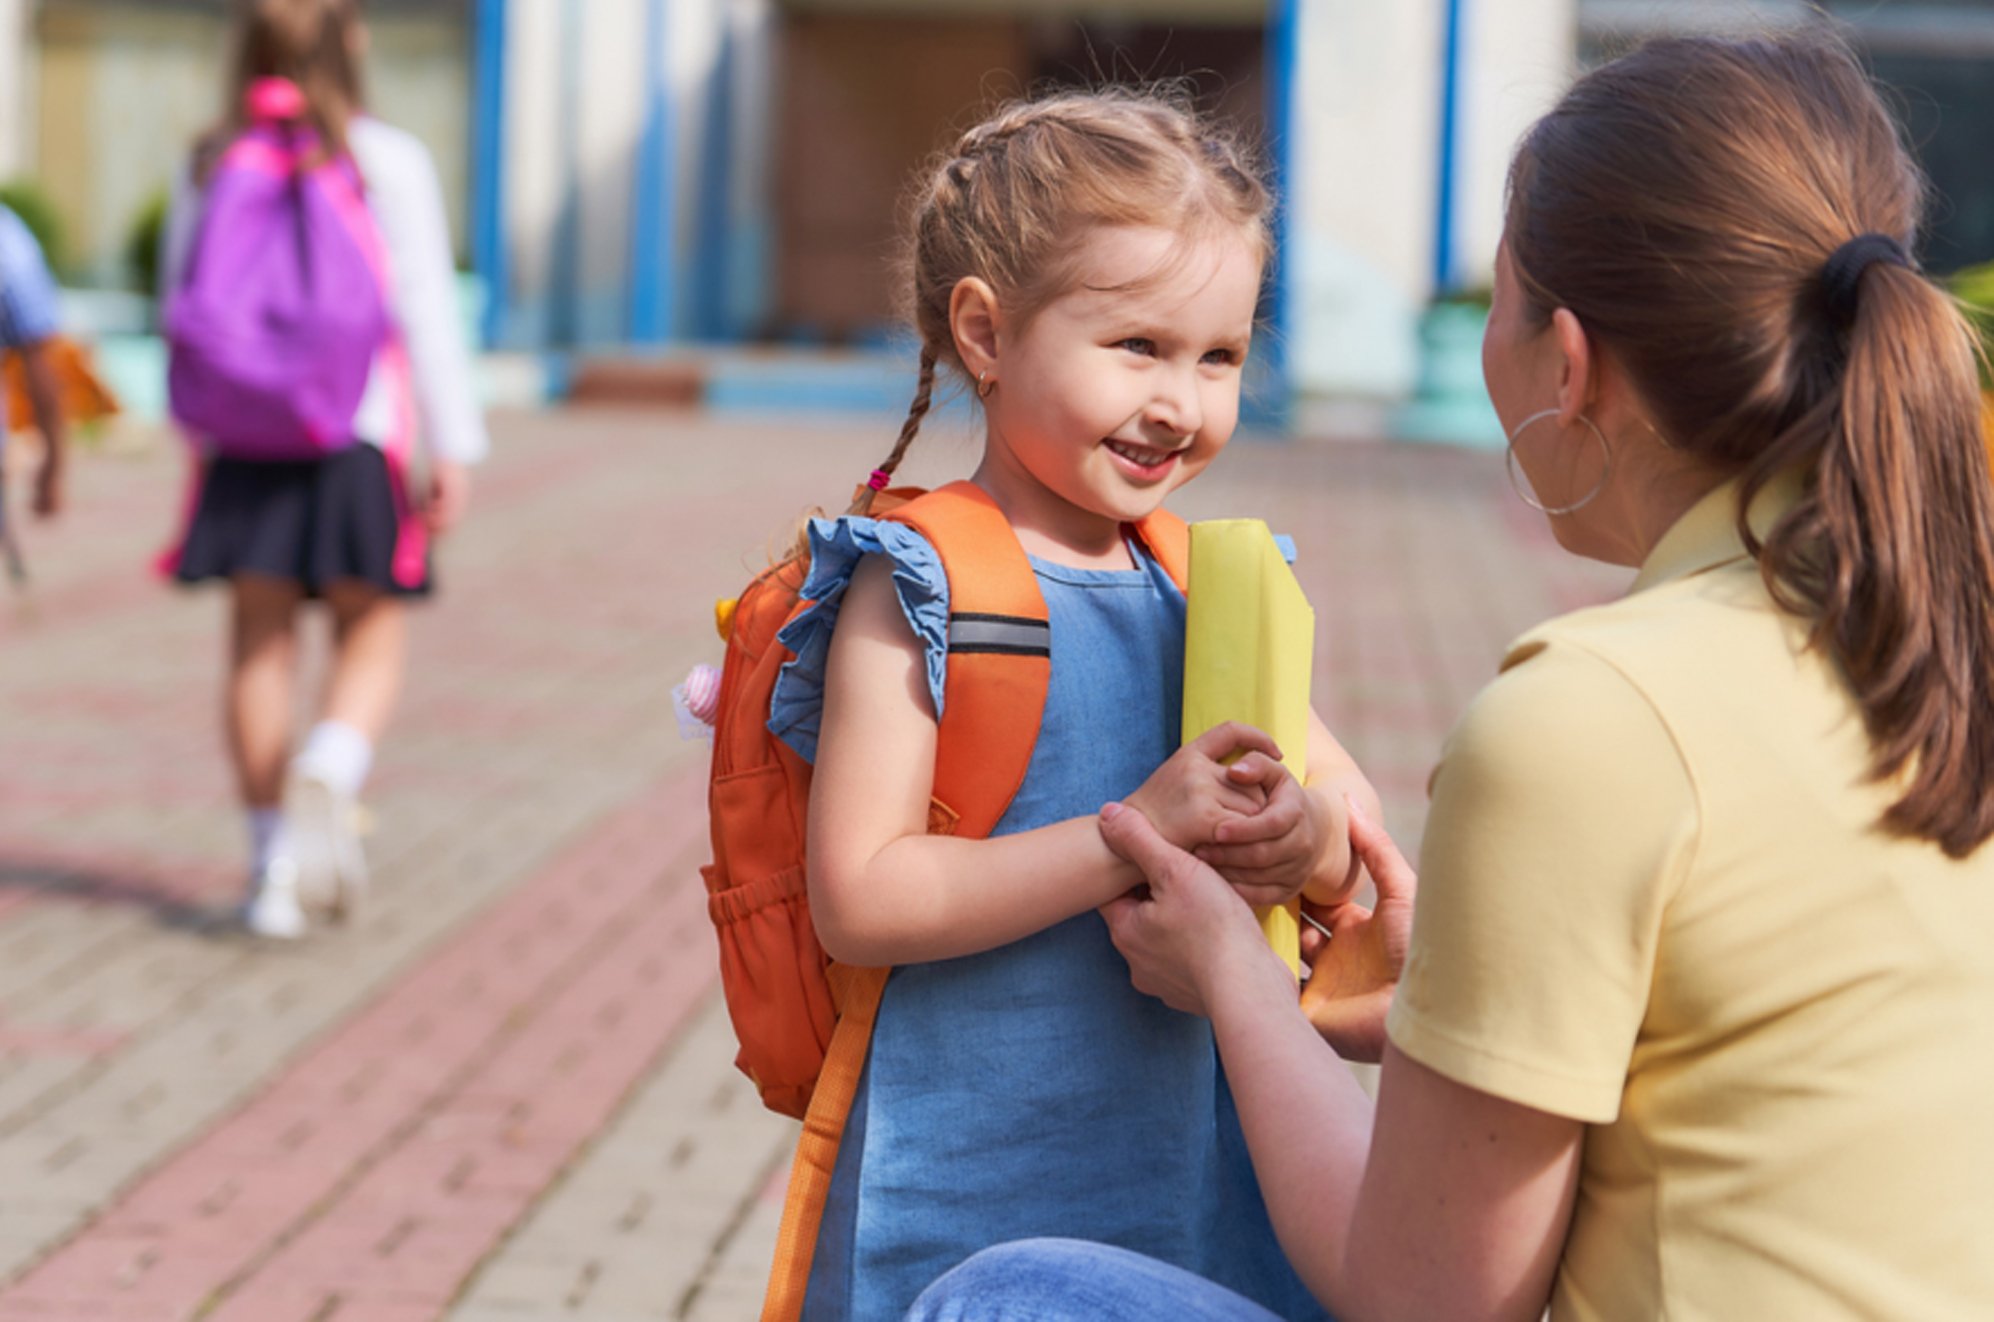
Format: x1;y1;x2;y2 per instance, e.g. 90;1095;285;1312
773;4;1269;343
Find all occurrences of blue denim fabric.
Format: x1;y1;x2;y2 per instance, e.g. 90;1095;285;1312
770;517;950;764
906;1239;1291;1322
799;549;1327;1322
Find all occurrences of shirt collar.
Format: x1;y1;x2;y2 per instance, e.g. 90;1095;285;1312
1629;468;1805;595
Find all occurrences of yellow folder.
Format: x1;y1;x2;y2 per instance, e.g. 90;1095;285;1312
1182;519;1314;977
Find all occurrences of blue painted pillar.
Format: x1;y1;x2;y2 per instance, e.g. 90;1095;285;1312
1257;0;1301;421
1433;0;1466;293
470;0;508;347
689;20;737;341
629;0;677;343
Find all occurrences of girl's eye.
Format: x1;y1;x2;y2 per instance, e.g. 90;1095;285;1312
1202;348;1241;367
1117;338;1156;356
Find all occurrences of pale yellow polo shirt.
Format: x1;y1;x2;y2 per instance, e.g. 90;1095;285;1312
1387;476;1994;1321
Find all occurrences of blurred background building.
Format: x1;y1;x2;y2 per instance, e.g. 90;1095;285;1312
0;0;1988;431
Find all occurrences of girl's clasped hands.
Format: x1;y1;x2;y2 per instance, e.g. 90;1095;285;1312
1118;720;1343;910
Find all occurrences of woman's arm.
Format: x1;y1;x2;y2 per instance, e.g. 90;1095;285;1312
1099;803;1581;1322
809;553;1270;967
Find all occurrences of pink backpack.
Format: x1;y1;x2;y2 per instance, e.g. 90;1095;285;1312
166;78;392;461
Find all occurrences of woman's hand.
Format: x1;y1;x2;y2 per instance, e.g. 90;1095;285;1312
426;459;471;534
1194;752;1332;907
1297;798;1417;1063
1098;800;1291;1019
1122;722;1277;855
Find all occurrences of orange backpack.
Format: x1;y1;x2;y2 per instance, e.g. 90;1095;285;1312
701;480;1189;1322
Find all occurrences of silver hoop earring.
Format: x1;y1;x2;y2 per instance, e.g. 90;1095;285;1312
1504;408;1612;516
977;371;995;400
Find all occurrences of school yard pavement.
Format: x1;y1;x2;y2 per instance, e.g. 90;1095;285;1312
0;406;1625;1321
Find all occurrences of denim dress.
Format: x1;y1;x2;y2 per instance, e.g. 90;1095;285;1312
770;517;1327;1322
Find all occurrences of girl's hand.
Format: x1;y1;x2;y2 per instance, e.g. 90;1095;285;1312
1121;722;1279;853
1194;752;1332;907
1296;797;1417;1063
1098;801;1288;1018
426;459;471;534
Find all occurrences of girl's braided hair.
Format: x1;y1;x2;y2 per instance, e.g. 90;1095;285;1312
844;86;1273;517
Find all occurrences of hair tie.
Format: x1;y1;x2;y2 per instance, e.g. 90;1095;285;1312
866;469;891;491
1820;233;1909;327
244;77;307;123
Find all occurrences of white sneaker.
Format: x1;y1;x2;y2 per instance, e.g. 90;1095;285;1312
285;769;369;921
243;856;308;939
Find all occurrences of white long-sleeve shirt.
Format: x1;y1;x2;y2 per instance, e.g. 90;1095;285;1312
163;116;490;465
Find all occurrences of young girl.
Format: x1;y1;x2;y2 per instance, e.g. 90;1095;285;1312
162;0;486;938
768;90;1379;1320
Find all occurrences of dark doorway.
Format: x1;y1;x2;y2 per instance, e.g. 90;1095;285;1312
771;9;1268;343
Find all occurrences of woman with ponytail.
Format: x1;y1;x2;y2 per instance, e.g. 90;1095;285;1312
911;31;1994;1322
163;0;487;938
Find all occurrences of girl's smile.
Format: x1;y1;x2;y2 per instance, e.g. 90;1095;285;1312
959;224;1264;568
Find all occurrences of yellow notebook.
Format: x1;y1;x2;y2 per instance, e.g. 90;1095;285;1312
1182;519;1314;977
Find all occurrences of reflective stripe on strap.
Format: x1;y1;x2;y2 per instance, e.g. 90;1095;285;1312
948;612;1051;657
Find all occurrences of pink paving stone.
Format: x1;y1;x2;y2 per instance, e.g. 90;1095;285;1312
0;765;715;1322
212;882;716;1317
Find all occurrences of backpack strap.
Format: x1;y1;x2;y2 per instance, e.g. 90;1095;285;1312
760;962;887;1322
1132;506;1191;594
887;480;1052;838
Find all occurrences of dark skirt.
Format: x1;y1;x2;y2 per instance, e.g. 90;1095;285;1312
173;444;431;598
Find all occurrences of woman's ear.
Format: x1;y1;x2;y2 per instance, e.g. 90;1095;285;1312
949;278;1002;382
1550;307;1596;426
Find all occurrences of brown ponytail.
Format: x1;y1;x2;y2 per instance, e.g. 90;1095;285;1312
197;0;367;182
1508;32;1994;857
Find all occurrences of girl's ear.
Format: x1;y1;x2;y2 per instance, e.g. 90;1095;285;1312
949;277;1002;381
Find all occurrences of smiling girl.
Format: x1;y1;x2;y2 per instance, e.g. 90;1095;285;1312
764;91;1378;1321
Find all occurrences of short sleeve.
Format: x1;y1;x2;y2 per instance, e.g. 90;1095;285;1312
0;207;61;347
1386;636;1699;1123
767;517;949;765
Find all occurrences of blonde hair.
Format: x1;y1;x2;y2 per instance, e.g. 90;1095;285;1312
848;87;1273;517
198;0;367;182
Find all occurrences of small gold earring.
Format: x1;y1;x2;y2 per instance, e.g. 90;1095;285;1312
977;371;996;400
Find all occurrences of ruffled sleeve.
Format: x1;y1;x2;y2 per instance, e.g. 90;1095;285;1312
767;517;950;764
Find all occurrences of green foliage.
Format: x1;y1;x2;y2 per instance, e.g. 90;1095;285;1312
1951;261;1994;390
126;187;169;298
0;178;64;277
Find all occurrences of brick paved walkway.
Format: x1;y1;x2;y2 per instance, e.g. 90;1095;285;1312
0;409;1624;1321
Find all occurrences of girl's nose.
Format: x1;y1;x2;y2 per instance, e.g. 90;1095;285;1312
1145;366;1203;438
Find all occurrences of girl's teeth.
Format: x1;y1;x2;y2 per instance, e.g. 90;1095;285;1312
1109;440;1168;467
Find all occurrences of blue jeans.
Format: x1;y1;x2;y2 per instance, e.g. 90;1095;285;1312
905;1239;1293;1322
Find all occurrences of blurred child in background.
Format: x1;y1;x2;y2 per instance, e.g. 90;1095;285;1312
161;0;487;937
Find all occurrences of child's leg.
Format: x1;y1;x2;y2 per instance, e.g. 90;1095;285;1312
228;572;304;810
318;578;406;754
283;579;405;919
230;573;308;936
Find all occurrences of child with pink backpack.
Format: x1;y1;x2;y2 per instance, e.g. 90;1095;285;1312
160;0;486;937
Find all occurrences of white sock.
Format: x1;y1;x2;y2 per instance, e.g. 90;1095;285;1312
294;720;374;799
250;807;285;874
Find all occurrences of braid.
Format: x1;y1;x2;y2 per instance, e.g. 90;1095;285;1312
847;347;938;517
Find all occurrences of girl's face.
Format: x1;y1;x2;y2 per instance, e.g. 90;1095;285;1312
975;225;1262;552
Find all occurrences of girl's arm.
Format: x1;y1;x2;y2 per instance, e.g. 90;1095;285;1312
1100;803;1582;1322
809;554;1262;968
1197;710;1382;907
354;123;489;470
